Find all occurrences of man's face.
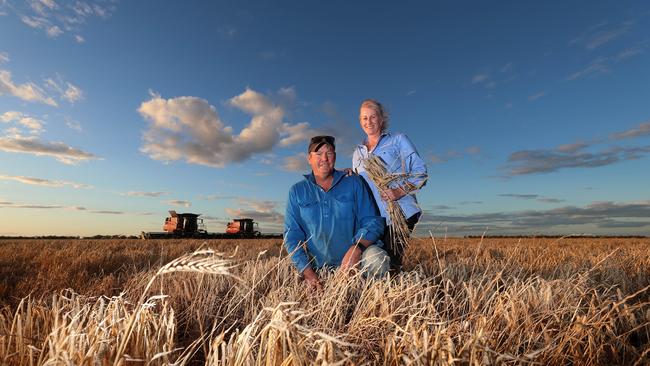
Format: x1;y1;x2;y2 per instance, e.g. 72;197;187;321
308;143;336;177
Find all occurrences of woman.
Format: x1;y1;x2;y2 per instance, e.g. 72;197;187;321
351;99;428;271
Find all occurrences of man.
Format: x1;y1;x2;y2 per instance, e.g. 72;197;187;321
284;135;390;289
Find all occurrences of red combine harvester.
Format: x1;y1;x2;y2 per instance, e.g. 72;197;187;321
141;211;279;239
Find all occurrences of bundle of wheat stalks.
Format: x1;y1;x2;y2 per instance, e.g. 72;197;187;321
363;154;427;250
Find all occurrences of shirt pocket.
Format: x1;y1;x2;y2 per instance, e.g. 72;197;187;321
376;146;401;173
298;198;319;218
332;193;354;219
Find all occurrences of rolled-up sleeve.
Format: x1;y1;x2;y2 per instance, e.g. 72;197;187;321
283;187;310;273
399;134;428;190
352;176;384;244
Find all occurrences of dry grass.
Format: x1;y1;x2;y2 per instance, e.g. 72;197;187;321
0;237;648;365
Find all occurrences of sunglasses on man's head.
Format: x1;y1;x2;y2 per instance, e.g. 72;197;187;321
310;135;335;145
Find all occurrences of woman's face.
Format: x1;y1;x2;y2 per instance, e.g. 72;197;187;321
359;106;383;137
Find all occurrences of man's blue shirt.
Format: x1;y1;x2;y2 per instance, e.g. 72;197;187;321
283;170;385;273
352;132;428;224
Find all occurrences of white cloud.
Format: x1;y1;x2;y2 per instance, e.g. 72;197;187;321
225;198;284;224
0;174;92;189
0;70;58;106
566;58;610;80
527;91;546;101
74;34;85;43
278;122;318;146
124;191;168;197
166;199;191;208
46;25;62;37
610;121;650;140
471;73;489;84
64;116;82;131
1;111;44;134
570;21;632;50
0;52;8;64
0;134;98;164
45;77;84;103
10;0;116;40
586;26;630;50
282;152;308;172
138;88;314;168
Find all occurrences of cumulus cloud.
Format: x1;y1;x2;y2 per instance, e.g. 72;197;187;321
282;152;308;172
166;200;191;208
0;69;57;106
0;134;98;164
124;191;168;197
138;88;316;168
225;198;284;225
0;174;92;189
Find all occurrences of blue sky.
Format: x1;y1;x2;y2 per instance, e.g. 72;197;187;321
1;0;649;236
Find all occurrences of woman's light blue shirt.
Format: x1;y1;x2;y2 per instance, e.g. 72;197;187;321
352;132;428;224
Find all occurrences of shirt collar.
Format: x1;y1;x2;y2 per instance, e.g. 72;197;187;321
303;169;345;188
358;131;390;149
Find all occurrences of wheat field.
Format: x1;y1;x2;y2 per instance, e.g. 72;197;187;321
0;237;648;365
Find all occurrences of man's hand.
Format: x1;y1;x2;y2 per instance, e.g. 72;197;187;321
340;245;363;274
342;167;355;176
302;267;323;291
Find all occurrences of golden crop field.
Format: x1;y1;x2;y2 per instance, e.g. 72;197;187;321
0;237;648;365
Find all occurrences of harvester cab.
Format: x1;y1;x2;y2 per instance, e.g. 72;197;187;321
163;210;206;235
226;218;261;238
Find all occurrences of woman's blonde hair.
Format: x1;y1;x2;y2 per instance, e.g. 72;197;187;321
360;99;389;132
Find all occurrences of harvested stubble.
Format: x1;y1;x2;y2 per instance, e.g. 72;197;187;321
0;237;648;365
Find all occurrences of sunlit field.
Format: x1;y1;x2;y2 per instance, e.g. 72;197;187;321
1;237;648;365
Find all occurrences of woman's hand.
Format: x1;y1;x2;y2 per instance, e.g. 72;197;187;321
380;187;407;202
342;168;355;176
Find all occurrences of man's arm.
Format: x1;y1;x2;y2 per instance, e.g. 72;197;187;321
340;176;385;272
283;187;312;274
352;176;384;245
